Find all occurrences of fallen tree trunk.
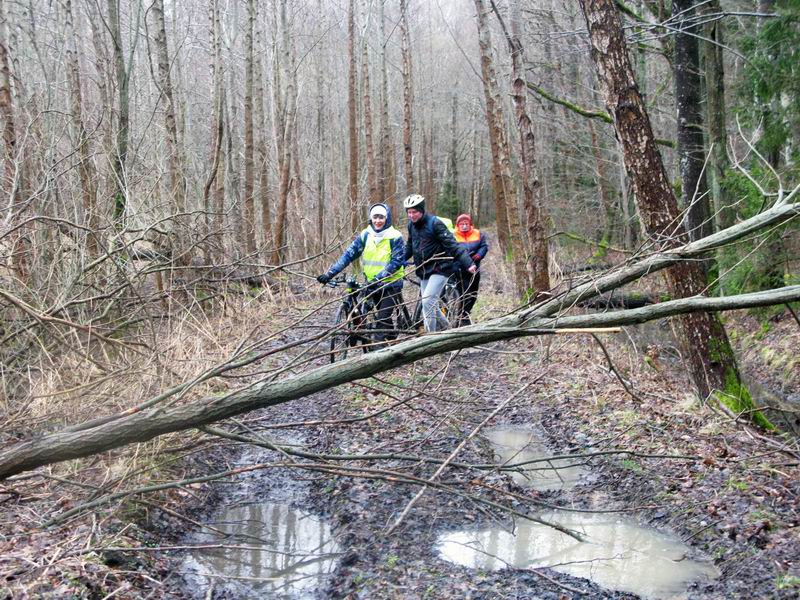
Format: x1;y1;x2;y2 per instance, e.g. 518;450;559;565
0;202;797;479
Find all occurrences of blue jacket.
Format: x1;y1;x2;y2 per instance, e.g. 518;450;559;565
325;203;405;288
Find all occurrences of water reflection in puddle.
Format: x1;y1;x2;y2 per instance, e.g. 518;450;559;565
184;502;339;598
484;426;586;490
438;511;718;599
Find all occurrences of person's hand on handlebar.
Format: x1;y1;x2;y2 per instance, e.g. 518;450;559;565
467;264;478;274
317;273;332;284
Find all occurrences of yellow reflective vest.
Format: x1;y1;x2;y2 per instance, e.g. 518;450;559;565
361;226;405;283
437;216;455;233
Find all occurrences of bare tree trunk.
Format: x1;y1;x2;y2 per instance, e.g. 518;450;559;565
579;0;744;402
378;0;394;213
315;0;325;252
400;0;414;193
0;0;26;280
64;0;99;256
362;40;378;203
588;119;616;245
203;0;225;262
495;0;551;296
272;0;295;264
242;0;256;256
347;0;359;231
474;0;510;256
674;0;711;243
152;0;187;259
106;0;131;230
255;27;272;258
448;94;459;200
700;0;733;231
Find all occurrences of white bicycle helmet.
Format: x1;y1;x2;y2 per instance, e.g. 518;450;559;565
403;194;425;210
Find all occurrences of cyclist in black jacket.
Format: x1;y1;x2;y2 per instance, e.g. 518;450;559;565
403;194;476;332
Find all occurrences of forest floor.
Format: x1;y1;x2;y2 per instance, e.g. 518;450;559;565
1;261;799;599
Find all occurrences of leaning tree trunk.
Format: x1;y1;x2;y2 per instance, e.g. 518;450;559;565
1;205;797;478
578;0;745;402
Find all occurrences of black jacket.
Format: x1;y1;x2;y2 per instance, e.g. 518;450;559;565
404;214;474;279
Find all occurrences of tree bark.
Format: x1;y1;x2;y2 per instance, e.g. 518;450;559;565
362;40;378;203
674;0;711;243
242;0;256;256
347;0;359;231
400;0;415;194
152;0;188;260
64;0;99;255
495;0;551;296
700;0;733;231
0;0;27;280
578;0;743;400
378;0;394;212
474;0;510;256
254;7;272;255
272;0;295;264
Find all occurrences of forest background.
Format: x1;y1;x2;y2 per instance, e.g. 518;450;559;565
0;0;799;595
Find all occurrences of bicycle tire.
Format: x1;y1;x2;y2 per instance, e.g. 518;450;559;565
355;295;389;352
330;303;353;363
396;303;413;333
411;298;424;332
441;282;462;328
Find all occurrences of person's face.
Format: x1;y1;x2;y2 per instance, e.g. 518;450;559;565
406;208;424;223
458;221;470;232
371;214;387;229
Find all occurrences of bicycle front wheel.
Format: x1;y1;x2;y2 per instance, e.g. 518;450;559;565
330;304;354;363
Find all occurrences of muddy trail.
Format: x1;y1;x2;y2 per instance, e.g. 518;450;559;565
2;276;799;599
155;298;798;598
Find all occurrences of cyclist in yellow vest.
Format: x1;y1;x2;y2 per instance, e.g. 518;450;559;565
317;203;405;342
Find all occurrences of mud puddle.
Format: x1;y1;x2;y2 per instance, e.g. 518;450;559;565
483;425;586;490
440;425;719;599
438;510;718;599
179;441;339;598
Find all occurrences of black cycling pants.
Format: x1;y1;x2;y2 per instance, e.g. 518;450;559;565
455;271;481;324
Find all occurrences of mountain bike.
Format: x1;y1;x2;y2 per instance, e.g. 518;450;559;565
409;275;462;331
327;276;413;362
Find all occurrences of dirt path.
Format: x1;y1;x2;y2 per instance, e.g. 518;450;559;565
161;307;799;598
2;275;798;599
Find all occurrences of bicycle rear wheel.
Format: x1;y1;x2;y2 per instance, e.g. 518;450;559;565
440;282;462;328
330;304;354;363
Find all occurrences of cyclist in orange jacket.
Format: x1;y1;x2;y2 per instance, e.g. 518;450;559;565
453;213;488;326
